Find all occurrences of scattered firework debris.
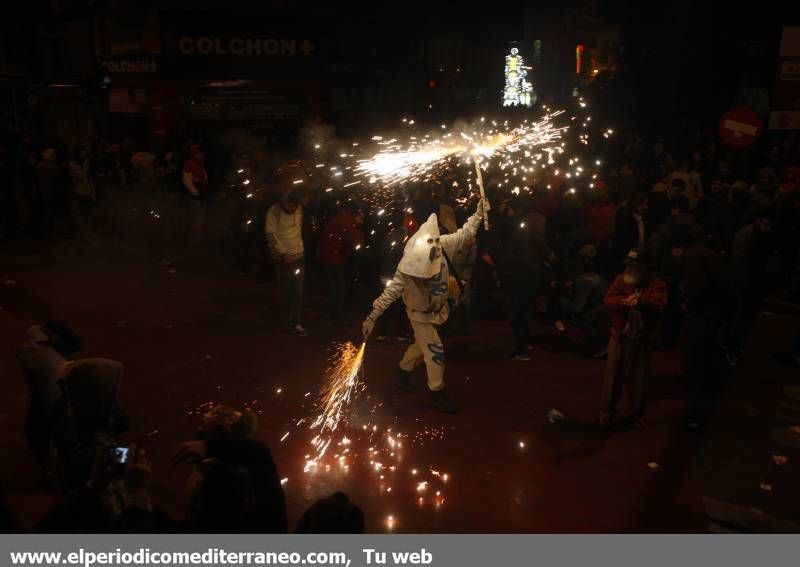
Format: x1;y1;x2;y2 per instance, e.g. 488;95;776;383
306;341;367;469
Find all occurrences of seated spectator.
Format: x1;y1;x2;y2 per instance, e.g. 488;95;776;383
37;445;155;533
296;492;364;533
173;436;287;533
50;358;129;493
17;322;82;480
196;404;259;442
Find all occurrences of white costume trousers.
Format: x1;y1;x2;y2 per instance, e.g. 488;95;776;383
399;319;445;391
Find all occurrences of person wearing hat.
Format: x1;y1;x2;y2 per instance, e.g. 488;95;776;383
600;249;667;430
17;322;83;480
361;197;490;414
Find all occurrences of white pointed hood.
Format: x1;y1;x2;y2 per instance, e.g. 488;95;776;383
397;213;443;278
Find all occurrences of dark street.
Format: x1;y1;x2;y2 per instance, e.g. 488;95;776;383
0;241;716;532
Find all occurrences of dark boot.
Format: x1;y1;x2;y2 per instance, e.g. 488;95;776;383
431;388;458;414
394;366;413;392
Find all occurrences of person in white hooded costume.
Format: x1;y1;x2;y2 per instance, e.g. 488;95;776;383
362;197;489;413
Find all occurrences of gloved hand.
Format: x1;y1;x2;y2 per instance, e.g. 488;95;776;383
362;318;375;339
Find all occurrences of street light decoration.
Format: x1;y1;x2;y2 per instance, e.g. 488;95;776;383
503;46;534;108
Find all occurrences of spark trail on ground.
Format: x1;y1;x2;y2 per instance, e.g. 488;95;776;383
306;341;366;469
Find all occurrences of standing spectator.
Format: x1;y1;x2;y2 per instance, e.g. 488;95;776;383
616;162;640;204
446;232;478;336
182;147;209;245
163;150;186;255
17;133;40;235
611;192;647;274
36;147;64;239
508;193;555;360
93;141;127;238
600;249;667;430
648;196;704;349
672;231;727;428
316;202;365;326
265;191;307;336
147;157;182;267
647;182;671;234
774;187;800;298
130;144;156;214
69;146;96;242
0;144;15;238
725;208;776;363
695;179;736;253
585;182;615;250
556;239;610;356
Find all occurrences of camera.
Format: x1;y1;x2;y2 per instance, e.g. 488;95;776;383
106;446;129;465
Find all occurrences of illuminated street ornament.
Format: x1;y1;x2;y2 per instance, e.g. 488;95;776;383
503;46;534;108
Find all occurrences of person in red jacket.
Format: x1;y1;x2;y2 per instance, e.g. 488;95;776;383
585;181;616;250
600;249;667;430
316;202;364;325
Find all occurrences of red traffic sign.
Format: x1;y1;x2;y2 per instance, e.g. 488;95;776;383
720;107;763;149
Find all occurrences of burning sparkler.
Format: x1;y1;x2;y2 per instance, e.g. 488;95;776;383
306;342;366;469
352;111;568;189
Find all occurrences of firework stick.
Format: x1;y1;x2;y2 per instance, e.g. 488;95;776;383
473;157;490;230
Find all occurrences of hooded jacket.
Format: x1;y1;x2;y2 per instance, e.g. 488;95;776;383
50;358;128;491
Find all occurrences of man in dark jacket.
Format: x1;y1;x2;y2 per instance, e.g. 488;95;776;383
551;229;610;353
611;193;648;275
508;194;555;360
695;179;736;253
173;437;288;533
649;196;704;349
672;231;727;427
726;208;775;363
600;249;667;430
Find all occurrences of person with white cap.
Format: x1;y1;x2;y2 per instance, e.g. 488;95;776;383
361;197;489;414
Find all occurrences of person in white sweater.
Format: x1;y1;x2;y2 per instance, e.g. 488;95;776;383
361;197;489;414
265;192;306;335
